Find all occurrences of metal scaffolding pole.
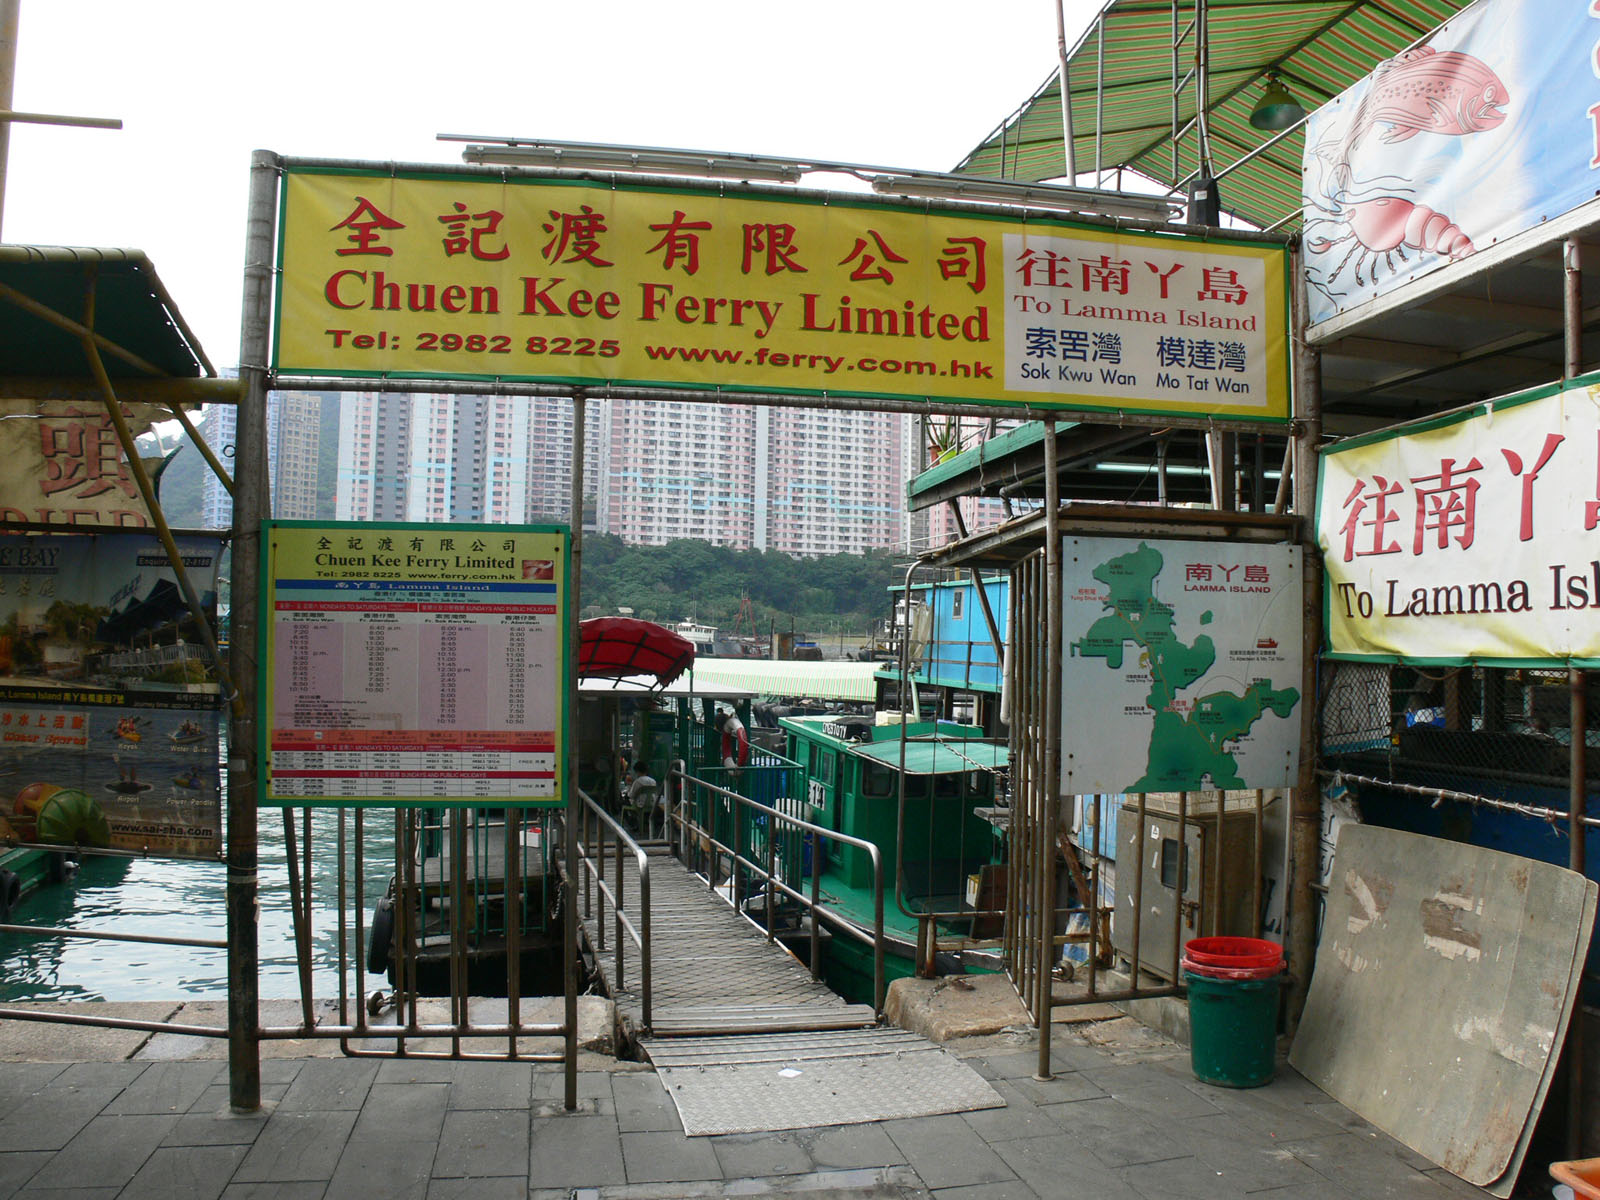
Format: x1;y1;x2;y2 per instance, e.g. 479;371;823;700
1287;243;1322;1029
227;149;281;1111
1565;234;1587;1158
564;391;586;1111
1036;418;1063;1079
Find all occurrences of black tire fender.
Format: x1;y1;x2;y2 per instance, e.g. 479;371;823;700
0;869;18;922
367;895;394;975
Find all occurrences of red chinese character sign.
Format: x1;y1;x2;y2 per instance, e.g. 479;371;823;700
0;533;225;860
0;400;177;528
1318;373;1600;665
274;167;1290;423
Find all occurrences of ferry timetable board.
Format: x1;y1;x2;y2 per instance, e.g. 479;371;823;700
259;521;570;807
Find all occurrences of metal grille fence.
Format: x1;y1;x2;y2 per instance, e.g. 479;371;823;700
1320;662;1600;814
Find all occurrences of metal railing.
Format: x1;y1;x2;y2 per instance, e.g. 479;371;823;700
322;806;567;1062
0;807;574;1060
672;761;888;1016
567;788;652;1030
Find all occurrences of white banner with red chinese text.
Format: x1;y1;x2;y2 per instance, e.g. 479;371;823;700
1318;374;1600;665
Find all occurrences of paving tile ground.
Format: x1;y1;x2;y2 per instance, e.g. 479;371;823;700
0;1010;1507;1199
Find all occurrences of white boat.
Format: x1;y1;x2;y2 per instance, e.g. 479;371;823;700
674;620;717;649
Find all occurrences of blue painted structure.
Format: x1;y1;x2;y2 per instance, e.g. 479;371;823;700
883;575;1008;698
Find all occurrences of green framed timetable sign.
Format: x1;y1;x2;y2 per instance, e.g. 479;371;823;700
259;520;571;807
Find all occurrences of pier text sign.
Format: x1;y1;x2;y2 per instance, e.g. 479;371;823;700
260;521;570;807
1318;374;1600;665
274;166;1289;423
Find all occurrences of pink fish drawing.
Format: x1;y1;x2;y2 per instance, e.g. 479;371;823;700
1338;44;1509;167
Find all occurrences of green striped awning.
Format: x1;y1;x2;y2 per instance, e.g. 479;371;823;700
956;0;1470;233
686;658;883;702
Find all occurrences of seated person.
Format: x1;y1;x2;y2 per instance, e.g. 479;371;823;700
625;759;661;831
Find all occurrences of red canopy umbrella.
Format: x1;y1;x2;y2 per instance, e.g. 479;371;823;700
577;618;695;688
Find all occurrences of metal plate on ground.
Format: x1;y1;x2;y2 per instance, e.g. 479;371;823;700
1289;824;1596;1194
644;1027;1004;1136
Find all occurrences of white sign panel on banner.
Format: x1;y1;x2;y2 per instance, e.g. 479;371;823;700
1318;373;1600;665
1060;536;1303;794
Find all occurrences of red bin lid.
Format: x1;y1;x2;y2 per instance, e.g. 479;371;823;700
1183;937;1283;970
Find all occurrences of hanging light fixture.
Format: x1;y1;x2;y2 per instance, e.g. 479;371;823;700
1249;73;1306;131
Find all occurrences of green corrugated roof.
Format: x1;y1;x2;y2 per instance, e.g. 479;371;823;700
850;738;1009;776
911;421;1049;499
957;0;1470;233
0;249;211;379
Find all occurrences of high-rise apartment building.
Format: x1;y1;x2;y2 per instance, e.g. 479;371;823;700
598;399;759;548
198;389;327;527
337;393;515;524
268;391;326;519
762;406;903;556
327;392;918;556
334;392;602;528
595;398;908;555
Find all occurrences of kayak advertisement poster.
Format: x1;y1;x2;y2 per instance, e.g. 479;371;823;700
0;532;225;860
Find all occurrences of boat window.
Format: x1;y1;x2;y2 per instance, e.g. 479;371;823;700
862;760;896;798
934;772;961;798
820;749;836;786
968;771;988;797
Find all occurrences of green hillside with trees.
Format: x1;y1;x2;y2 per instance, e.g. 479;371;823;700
579;534;904;637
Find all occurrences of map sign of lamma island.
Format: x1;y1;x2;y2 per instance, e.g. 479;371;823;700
1063;539;1302;793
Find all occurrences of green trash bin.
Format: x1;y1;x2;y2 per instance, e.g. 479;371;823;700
1182;937;1285;1089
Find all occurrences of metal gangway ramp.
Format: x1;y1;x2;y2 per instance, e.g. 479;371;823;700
571;795;1002;1138
577;842;878;1037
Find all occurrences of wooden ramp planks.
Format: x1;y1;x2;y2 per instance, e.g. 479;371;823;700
577;844;875;1036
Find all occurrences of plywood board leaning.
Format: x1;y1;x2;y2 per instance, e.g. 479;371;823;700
1290;824;1596;1194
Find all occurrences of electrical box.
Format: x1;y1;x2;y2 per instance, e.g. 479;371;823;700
1112;801;1257;981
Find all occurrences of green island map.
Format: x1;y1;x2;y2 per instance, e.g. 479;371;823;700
1070;541;1300;791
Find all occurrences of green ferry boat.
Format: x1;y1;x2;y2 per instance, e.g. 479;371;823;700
775;713;1009;1003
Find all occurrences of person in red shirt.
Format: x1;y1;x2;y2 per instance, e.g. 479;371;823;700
716;709;749;773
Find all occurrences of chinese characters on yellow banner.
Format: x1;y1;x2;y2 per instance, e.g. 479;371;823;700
274;169;1290;422
1318;376;1600;664
261;521;570;808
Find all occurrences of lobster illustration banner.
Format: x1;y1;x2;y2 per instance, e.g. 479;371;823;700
1317;372;1600;666
1302;0;1600;328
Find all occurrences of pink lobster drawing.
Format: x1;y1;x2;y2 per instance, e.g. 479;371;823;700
1305;44;1508;292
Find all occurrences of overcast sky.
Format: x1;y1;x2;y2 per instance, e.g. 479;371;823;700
4;1;1084;368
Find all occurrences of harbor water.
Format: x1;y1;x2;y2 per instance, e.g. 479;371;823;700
0;806;394;1004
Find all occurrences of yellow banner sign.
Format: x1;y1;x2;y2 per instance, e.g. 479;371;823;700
274;168;1290;421
1318;376;1600;665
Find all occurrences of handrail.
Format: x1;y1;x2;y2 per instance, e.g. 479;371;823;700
669;762;887;1016
563;786;652;1030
